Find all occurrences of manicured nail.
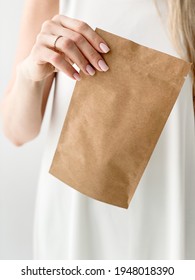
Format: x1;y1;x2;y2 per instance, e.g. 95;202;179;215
86;64;96;76
73;73;81;81
98;60;109;72
99;43;110;53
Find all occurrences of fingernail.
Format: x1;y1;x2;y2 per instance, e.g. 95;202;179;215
99;43;110;53
73;73;81;81
86;64;96;76
98;60;109;72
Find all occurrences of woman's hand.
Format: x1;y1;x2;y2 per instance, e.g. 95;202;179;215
0;2;111;146
22;14;110;82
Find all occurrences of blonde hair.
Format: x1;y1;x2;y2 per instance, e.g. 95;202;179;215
167;0;195;112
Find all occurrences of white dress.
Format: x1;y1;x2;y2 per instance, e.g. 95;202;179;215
33;0;195;259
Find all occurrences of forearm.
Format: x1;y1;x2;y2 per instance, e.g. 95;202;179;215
0;59;47;146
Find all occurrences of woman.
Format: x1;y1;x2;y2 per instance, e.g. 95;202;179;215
0;0;195;259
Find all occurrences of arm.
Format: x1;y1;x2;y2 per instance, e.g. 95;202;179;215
0;0;110;147
0;0;59;146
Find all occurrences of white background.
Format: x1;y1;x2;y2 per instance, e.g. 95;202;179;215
0;0;52;259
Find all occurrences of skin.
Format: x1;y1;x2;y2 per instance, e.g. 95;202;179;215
0;0;110;146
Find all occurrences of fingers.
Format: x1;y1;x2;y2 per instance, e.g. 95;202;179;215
56;35;97;76
53;27;109;73
39;33;93;75
39;32;107;76
35;14;111;81
40;22;109;74
52;15;110;54
51;16;111;72
40;48;81;81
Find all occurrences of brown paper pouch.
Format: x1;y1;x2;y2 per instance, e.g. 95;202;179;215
49;28;191;209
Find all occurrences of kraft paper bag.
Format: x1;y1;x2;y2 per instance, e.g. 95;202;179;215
49;28;191;209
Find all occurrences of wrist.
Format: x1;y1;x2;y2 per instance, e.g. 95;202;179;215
17;56;45;83
14;58;46;100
